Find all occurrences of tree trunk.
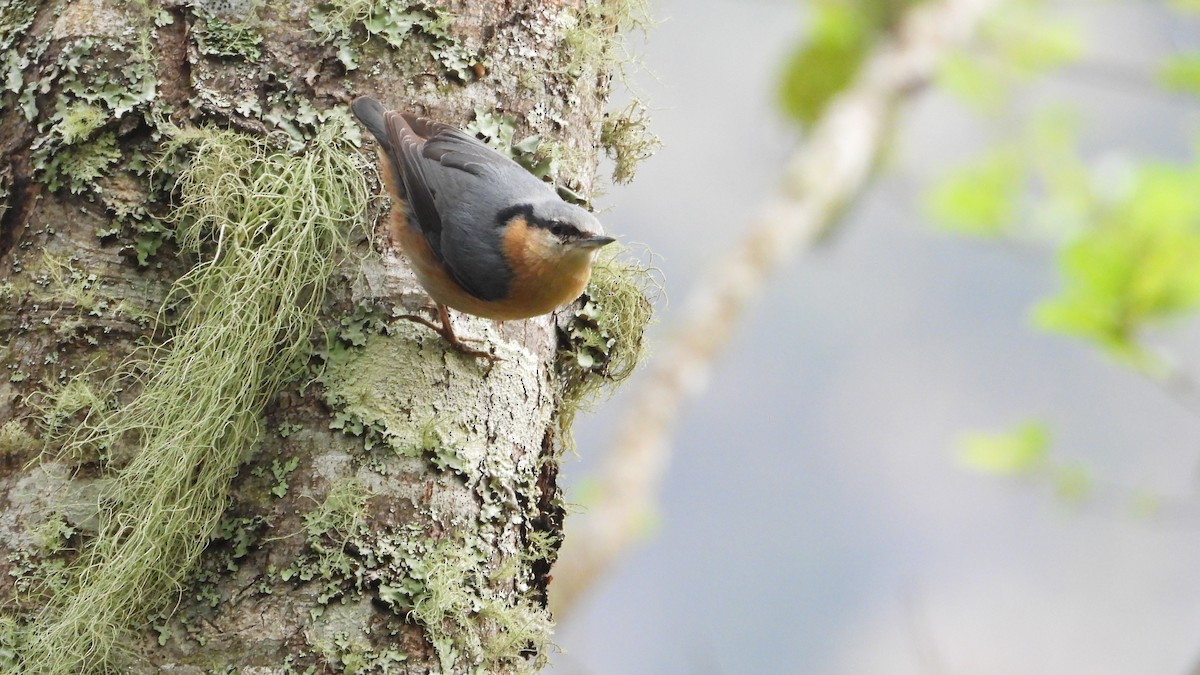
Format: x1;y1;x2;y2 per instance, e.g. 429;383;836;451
0;0;629;672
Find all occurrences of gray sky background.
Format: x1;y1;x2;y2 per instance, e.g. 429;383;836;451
550;1;1200;673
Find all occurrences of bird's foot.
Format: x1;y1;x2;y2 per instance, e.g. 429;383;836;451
394;305;501;363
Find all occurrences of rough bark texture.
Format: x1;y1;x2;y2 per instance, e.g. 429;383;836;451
0;0;620;671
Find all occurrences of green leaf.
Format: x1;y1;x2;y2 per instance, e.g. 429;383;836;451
959;422;1049;475
1158;53;1200;96
1035;163;1200;359
778;5;869;127
926;149;1023;236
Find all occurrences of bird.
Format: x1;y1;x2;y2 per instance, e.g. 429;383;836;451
350;96;615;360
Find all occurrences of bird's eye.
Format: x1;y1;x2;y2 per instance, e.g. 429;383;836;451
550;222;571;237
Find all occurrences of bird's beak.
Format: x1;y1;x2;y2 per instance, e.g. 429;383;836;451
576;235;616;250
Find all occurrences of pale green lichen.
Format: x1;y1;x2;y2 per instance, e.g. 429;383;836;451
303;477;370;542
392;534;552;673
288;520;551;673
559;0;660;186
0;0;39;109
32;131;121;195
25;378;110;443
19;121;368;674
314;630;408;672
318;322;510;460
309;0;482;77
465;109;559;181
465;108;595;201
25;253;148;336
309;316;554;669
0;420;39;459
0;614;23;671
193;14;264;61
30;516;78;556
23;18;162;197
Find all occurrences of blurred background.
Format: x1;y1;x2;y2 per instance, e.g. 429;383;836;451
550;0;1200;673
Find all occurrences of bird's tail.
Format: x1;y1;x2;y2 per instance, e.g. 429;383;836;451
351;96;391;154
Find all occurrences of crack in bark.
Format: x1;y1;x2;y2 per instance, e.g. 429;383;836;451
0;156;37;260
527;427;564;607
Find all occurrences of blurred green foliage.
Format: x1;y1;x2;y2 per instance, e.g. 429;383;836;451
959;422;1049;475
774;0;1200;507
917;0;1200;504
934;1;1082;112
925;0;1200;366
777;0;923;127
926;148;1023;236
1158;53;1200;97
959;421;1093;502
1035;163;1200;363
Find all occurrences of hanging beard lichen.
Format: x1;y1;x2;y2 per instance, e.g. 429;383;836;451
21;123;368;673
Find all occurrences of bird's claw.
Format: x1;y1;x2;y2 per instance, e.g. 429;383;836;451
394;306;502;363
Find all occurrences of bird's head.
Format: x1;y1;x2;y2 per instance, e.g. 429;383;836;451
522;199;615;258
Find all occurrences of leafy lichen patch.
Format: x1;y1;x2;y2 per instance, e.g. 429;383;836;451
308;0;482;77
289;517;552;673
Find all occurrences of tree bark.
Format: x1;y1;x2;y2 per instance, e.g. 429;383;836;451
0;0;622;671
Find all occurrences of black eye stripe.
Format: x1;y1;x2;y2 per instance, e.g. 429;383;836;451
549;222;576;237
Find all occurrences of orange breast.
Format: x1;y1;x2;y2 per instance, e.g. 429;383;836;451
499;217;594;317
389;207;592;321
379;149;591;320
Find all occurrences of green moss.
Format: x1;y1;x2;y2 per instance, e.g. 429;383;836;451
557;244;657;449
601;99;660;185
20;121;368;674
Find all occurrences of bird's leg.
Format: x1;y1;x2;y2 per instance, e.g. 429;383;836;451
395;303;500;362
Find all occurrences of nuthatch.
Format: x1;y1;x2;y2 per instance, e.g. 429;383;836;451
351;96;615;359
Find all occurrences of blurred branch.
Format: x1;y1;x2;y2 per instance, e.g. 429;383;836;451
551;0;1004;617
